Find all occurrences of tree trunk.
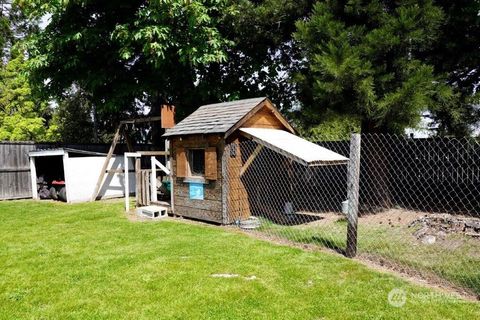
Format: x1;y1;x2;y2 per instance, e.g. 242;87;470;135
92;104;99;143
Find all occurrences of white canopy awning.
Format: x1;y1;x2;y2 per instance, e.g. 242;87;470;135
239;128;349;167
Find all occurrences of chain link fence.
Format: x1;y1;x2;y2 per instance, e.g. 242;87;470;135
223;134;480;298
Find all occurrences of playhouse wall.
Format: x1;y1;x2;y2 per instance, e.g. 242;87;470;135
171;135;225;223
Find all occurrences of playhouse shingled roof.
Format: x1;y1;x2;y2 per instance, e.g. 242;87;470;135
163;97;268;137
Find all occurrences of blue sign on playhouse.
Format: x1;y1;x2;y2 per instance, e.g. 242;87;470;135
189;183;204;200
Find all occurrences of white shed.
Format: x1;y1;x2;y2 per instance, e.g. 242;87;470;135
29;148;135;203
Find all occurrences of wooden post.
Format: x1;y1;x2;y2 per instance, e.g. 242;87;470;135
29;157;38;200
62;152;71;203
143;170;150;205
151;156;157;202
124;154;129;212
346;133;361;258
166;139;174;215
124;129;134;152
165;140;170;171
135;157;141;207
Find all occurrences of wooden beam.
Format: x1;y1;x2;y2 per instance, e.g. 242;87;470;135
136;151;169;156
145;170;151;205
120;116;162;125
91;124;123;201
0;167;30;172
153;158;170;175
125;152;141;158
106;169;135;174
240;145;263;176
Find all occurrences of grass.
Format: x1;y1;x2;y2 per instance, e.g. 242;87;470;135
0;200;478;319
257;216;480;296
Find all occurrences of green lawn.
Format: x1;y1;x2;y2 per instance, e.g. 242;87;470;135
0;200;478;319
258;216;480;296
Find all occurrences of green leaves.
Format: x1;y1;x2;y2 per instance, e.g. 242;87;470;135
0;114;46;141
110;1;233;67
0;52;53;141
21;0;236;119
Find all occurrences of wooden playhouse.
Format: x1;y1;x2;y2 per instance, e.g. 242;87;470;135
163;97;349;224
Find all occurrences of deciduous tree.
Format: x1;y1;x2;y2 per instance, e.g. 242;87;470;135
0;47;53;141
24;0;235;122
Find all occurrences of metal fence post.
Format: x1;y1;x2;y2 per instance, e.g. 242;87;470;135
346;133;361;258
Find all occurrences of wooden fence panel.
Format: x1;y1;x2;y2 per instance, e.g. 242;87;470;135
0;143;36;200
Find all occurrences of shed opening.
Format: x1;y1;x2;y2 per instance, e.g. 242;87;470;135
33;156;67;201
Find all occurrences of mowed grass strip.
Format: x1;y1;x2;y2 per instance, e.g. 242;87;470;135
0;200;478;319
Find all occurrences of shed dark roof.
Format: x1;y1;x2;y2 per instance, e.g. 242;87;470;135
163;97;267;137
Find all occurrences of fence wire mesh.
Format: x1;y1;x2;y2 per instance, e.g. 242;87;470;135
223;134;480;297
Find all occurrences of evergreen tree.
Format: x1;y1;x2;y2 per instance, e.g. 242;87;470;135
426;0;480;136
294;0;453;134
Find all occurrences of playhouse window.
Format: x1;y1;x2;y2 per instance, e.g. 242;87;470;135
188;149;205;176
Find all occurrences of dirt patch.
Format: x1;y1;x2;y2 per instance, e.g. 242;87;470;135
211;273;239;278
210;273;257;281
293;212;343;228
126;211;148;222
359;208;428;227
294;208;428;228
